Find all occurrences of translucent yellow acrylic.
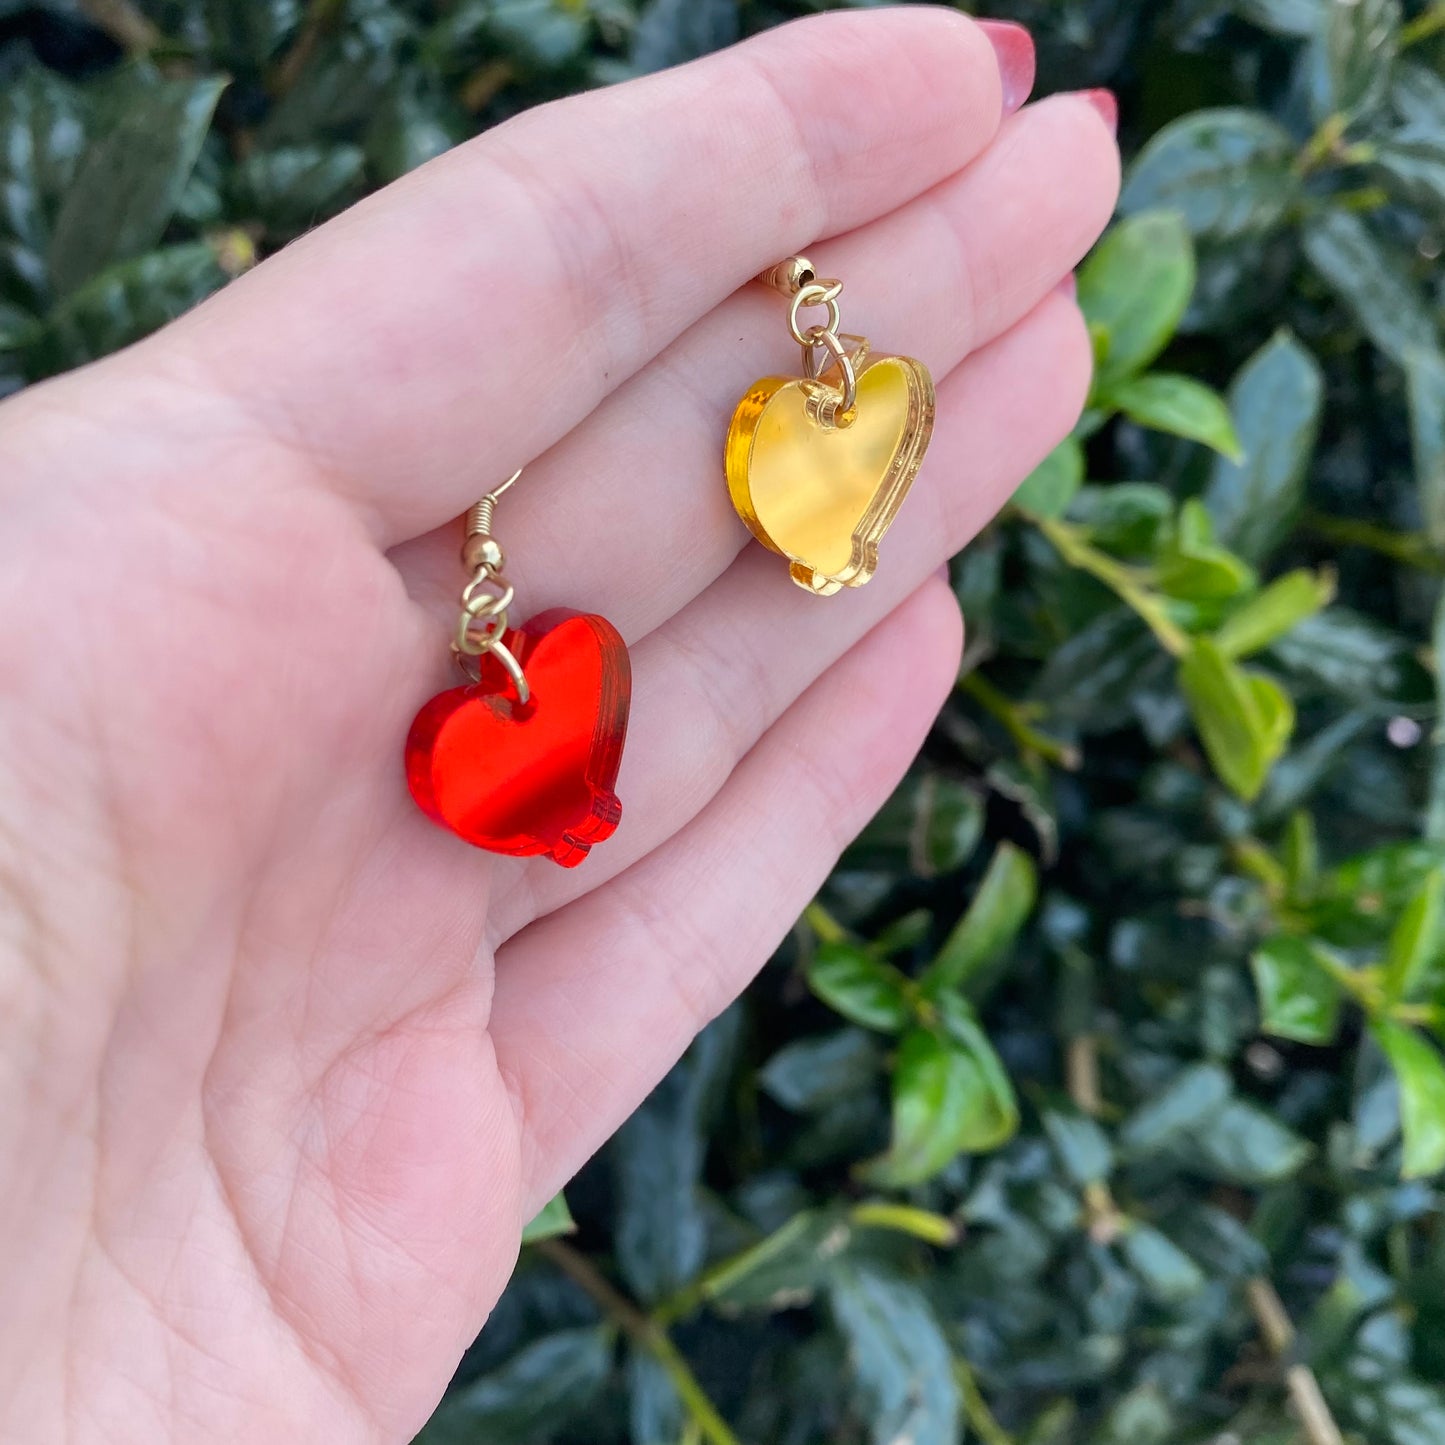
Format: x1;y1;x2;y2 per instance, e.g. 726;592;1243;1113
725;348;935;596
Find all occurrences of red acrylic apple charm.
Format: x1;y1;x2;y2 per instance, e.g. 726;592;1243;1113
405;609;630;867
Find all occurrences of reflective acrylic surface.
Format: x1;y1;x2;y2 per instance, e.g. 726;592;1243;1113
405;609;631;868
725;347;935;596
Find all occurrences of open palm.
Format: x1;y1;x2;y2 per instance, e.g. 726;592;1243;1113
0;11;1118;1443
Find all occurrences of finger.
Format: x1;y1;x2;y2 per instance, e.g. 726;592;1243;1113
491;575;964;1210
144;9;1016;541
389;92;1118;637
492;288;1089;939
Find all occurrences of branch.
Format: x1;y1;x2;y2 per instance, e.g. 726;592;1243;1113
270;0;347;99
955;1359;1016;1445
537;1240;743;1445
1024;511;1191;657
1245;1277;1346;1445
79;0;161;53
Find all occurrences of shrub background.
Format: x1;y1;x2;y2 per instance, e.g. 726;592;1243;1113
3;1;1445;1441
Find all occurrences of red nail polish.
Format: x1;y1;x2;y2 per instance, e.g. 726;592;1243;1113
1078;88;1118;136
977;20;1036;116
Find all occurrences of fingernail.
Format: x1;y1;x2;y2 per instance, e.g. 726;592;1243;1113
978;20;1036;115
1076;87;1118;135
1055;271;1077;300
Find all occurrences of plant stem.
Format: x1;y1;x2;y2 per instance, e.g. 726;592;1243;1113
1065;1034;1103;1118
1297;113;1348;176
1402;2;1445;47
1245;1277;1346;1445
1333;185;1390;213
79;0;161;52
958;671;1081;770
538;1240;744;1445
536;1237;652;1333
271;0;347;98
803;900;847;944
1027;512;1190;657
1305;510;1445;575
461;60;515;113
955;1359;1016;1445
849;1200;960;1246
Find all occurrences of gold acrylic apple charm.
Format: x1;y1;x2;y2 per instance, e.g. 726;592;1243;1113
725;258;935;596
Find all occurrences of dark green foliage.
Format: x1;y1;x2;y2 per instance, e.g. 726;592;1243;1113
4;0;1445;1440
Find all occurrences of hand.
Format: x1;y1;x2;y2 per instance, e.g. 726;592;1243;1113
0;11;1117;1442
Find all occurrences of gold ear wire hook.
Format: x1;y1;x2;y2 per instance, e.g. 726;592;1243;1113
759;256;857;422
463;467;523;570
455;469;530;703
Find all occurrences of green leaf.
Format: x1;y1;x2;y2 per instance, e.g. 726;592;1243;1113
1105;373;1242;459
1236;0;1327;37
202;0;302;69
1093;1386;1177;1445
1215;569;1336;658
1269;607;1434;705
366;79;462;184
1119;1063;1231;1154
1303;210;1439;366
872;910;933;959
1407;347;1445;546
1383;869;1445;1005
828;1265;960;1445
260;36;398;145
1345;1378;1445;1445
23;241;228;379
1250;935;1344;1043
1392;58;1445;127
1203;331;1324;563
630;0;740;73
865;1013;1018;1187
1282;809;1320;893
0;69;85;308
228;144;367;233
416;1327;613;1444
1156;499;1258;602
521;1191;576;1245
0;299;38;349
760;1029;882;1114
1118;1224;1206;1304
1431;591;1445;845
1374;1021;1445;1177
1120;109;1299;240
1308;842;1445;943
700;1208;852;1312
807;940;911;1034
1071;482;1174;556
47;75;225;297
1187;1099;1313;1183
1013;437;1084;517
850;773;984;878
1041;1107;1113;1186
0;66;89;219
1179;637;1295;800
1375;121;1445;216
1029;609;1166;735
627;1345;685;1445
1310;0;1401;122
484;0;589;68
920;843;1037;999
1078;211;1195;387
611;1064;708;1304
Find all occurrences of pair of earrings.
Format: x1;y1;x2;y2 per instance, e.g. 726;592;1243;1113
405;258;936;867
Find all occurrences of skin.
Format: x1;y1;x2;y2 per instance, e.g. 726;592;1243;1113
0;10;1118;1443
